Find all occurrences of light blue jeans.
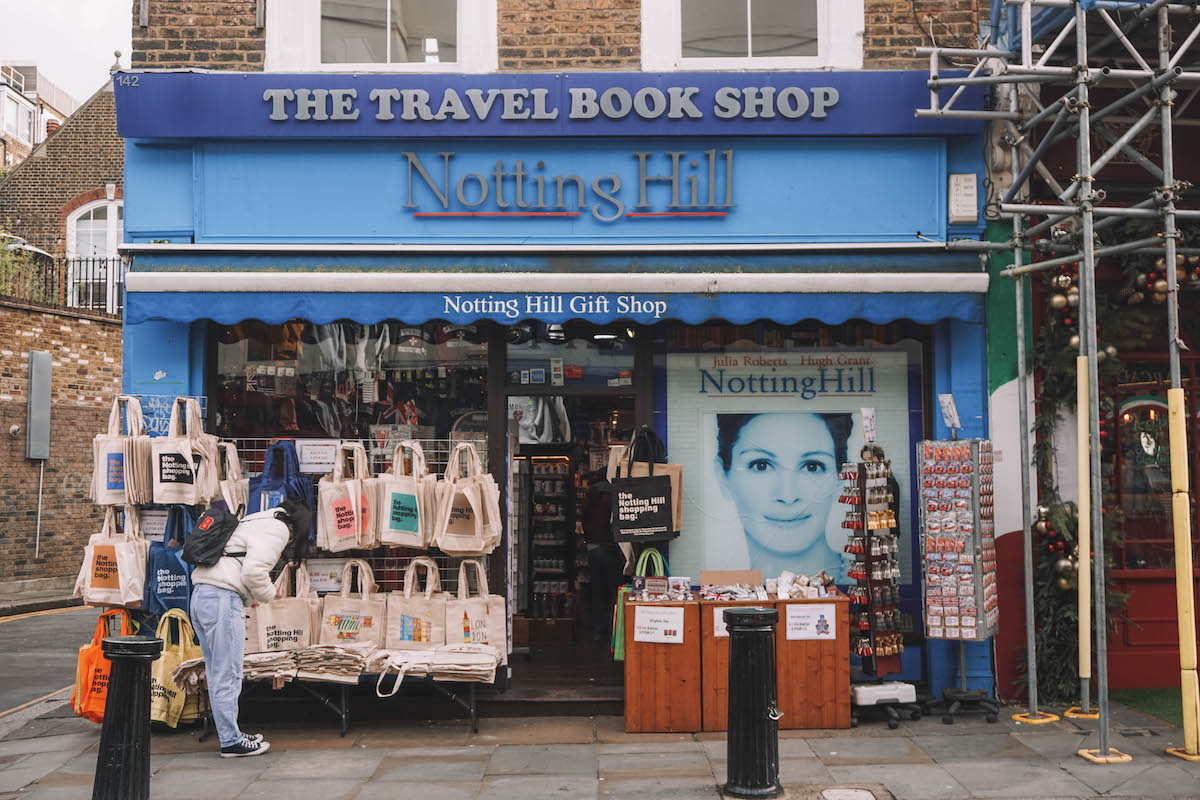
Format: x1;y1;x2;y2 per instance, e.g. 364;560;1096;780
190;583;246;748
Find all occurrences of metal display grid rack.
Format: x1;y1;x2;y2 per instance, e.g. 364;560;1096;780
226;436;488;597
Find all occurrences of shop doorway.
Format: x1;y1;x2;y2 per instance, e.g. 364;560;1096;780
505;394;635;702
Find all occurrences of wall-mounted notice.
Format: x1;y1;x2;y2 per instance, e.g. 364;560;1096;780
296;439;339;474
140;509;169;543
785;603;836;641
633;605;685;644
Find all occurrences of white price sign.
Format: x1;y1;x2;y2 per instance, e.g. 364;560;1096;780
714;608;730;638
785;603;837;641
296;439;340;474
140;509;169;543
305;558;349;593
633;605;685;644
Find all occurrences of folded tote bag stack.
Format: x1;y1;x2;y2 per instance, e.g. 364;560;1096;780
378;440;438;548
318;558;386;647
91;395;152;506
385;556;448;649
434;442;502;557
73;506;150;609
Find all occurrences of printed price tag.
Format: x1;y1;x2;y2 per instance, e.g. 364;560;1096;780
633;605;685;644
785;603;836;641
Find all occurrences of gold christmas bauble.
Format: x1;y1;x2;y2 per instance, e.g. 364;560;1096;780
1189;255;1200;266
1051;294;1069;310
1035;520;1048;534
1179;268;1189;283
1069;334;1081;349
1130;291;1145;305
1055;274;1073;289
1156;257;1167;269
1105;345;1118;358
1097;350;1107;363
1067;294;1080;308
1178;254;1187;268
1136;272;1148;285
1057;576;1072;590
1055;558;1073;574
1154;278;1169;293
1154;291;1168;303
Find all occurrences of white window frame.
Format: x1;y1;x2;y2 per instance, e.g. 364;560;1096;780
267;0;498;73
3;91;36;145
66;198;124;315
642;0;863;72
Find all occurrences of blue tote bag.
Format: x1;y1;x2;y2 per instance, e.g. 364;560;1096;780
248;440;316;539
144;505;193;616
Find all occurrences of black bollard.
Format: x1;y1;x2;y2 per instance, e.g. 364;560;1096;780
92;635;163;800
723;607;782;799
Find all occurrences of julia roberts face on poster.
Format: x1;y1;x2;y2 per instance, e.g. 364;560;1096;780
715;412;849;570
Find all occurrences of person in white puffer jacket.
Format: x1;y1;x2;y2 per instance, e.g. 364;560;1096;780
190;498;311;758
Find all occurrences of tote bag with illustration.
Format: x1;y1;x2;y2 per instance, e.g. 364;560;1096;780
319;559;386;646
149;609;203;728
344;441;380;549
384;556;447;650
71;609;132;723
91;396;148;506
74;507;150;609
445;559;507;663
378;440;435;548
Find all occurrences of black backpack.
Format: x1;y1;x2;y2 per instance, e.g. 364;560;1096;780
181;505;246;568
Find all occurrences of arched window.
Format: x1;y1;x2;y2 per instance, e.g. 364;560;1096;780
66;198;124;314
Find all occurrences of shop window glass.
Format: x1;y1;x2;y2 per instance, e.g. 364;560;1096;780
505;322;636;389
211;320;488;448
681;0;817;59
321;0;457;64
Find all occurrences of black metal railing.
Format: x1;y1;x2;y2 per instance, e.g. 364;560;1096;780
0;255;126;318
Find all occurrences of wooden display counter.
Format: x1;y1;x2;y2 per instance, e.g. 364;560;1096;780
622;599;701;733
700;599;773;731
774;596;851;729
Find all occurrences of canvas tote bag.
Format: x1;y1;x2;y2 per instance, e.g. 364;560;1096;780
434;443;501;557
71;609;132;723
149;609;203;728
378;440;435;548
613;426;682;533
152;398;213;505
318;445;363;553
217;442;249;516
384;556;447;649
250;563;314;652
91;396;148;505
344;441;380;549
74;507;150;609
319;558;386;646
445;559;507;663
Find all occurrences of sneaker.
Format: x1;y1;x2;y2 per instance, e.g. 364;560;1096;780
243;733;265;744
220;737;271;758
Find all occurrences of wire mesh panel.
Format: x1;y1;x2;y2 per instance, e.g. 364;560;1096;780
224;435;488;596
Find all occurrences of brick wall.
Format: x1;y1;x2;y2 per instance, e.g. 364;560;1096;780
131;0;264;70
864;0;987;69
498;0;639;71
0;86;122;257
0;303;122;583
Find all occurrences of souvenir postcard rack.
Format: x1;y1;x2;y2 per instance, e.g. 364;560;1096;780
915;439;998;642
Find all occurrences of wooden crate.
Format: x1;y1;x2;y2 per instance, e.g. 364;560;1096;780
623;599;701;732
700;599;773;732
775;597;851;729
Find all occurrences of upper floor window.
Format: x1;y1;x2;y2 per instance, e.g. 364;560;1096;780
267;0;496;73
3;94;34;144
321;0;457;64
643;0;863;71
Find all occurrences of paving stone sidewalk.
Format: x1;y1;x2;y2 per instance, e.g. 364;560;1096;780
1;703;1198;800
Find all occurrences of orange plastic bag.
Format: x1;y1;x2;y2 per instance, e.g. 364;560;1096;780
71;609;132;723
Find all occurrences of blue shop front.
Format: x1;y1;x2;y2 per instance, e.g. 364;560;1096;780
115;70;991;709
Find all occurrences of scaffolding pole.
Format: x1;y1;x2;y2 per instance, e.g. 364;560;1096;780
920;0;1200;763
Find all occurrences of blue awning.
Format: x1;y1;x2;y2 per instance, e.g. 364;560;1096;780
126;288;984;326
